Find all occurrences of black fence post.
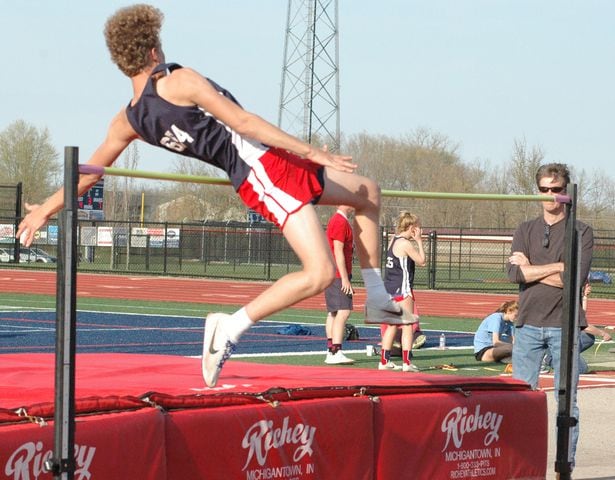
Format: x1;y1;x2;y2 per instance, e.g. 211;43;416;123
163;222;168;274
145;235;150;271
178;223;183;272
266;226;272;281
428;230;437;290
13;182;22;264
383;227;390;273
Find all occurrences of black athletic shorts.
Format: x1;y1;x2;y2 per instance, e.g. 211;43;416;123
324;278;353;313
474;346;492;361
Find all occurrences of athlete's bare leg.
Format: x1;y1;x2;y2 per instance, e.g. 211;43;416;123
381;324;398;351
243;203;335;321
318;168;381;268
398;296;416;351
203;168;397;386
330;310;351;345
319;168;404;322
401;324;414;352
203;204;335;386
244;167;384;320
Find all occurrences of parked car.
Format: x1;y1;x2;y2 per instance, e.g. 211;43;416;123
0;247;15;263
588;270;612;285
20;247;57;263
0;247;57;263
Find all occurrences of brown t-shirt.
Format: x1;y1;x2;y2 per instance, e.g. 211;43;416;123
507;216;593;328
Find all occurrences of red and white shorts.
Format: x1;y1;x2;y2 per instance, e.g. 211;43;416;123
393;289;419;314
237;147;324;229
384;290;420;330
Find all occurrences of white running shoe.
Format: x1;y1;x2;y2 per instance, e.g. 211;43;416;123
325;351;355;365
378;360;402;371
364;297;405;325
413;334;427;349
402;363;420;373
202;313;237;387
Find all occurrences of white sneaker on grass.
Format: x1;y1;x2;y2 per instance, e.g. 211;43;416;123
378;360;402;371
325;351;355;365
402;363;420;373
202;313;237;387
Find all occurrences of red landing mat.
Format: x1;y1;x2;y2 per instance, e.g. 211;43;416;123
0;354;547;480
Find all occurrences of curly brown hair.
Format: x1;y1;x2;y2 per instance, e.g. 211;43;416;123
104;4;164;77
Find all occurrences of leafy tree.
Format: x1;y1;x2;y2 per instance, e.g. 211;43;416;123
343;128;486;228
0;120;60;203
505;138;545;223
479;163;517;229
575;168;615;230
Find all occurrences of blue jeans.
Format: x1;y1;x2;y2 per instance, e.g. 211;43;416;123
544;331;594;374
512;325;579;466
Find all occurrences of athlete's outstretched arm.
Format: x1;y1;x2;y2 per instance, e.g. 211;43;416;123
168;67;356;173
16;111;137;246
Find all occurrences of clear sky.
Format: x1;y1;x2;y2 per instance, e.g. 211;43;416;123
2;1;614;180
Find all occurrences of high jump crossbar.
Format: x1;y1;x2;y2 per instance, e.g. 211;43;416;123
78;164;571;204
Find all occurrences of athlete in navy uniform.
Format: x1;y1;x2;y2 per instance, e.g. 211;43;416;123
379;212;426;372
17;4;405;387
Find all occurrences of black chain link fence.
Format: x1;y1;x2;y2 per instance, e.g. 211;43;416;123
2;219;613;297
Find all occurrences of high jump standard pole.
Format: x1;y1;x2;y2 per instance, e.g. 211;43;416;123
555;183;581;480
46;147;79;480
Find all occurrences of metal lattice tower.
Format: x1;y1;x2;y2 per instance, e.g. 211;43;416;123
277;0;340;151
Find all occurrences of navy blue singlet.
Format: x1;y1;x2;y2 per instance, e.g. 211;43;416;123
125;62;268;190
384;236;415;297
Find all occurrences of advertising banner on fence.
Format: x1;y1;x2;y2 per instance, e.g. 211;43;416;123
97;227;113;247
0;224;13;244
0;224;50;246
80;226;97;247
131;227;180;248
47;226;58;245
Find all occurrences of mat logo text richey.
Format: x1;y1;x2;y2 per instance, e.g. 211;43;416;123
441;404;503;451
241;416;316;470
4;441;96;480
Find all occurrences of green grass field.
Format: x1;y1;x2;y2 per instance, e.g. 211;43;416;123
1;291;612;377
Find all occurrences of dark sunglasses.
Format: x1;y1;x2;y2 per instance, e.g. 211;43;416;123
538;186;565;193
543;224;550;248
